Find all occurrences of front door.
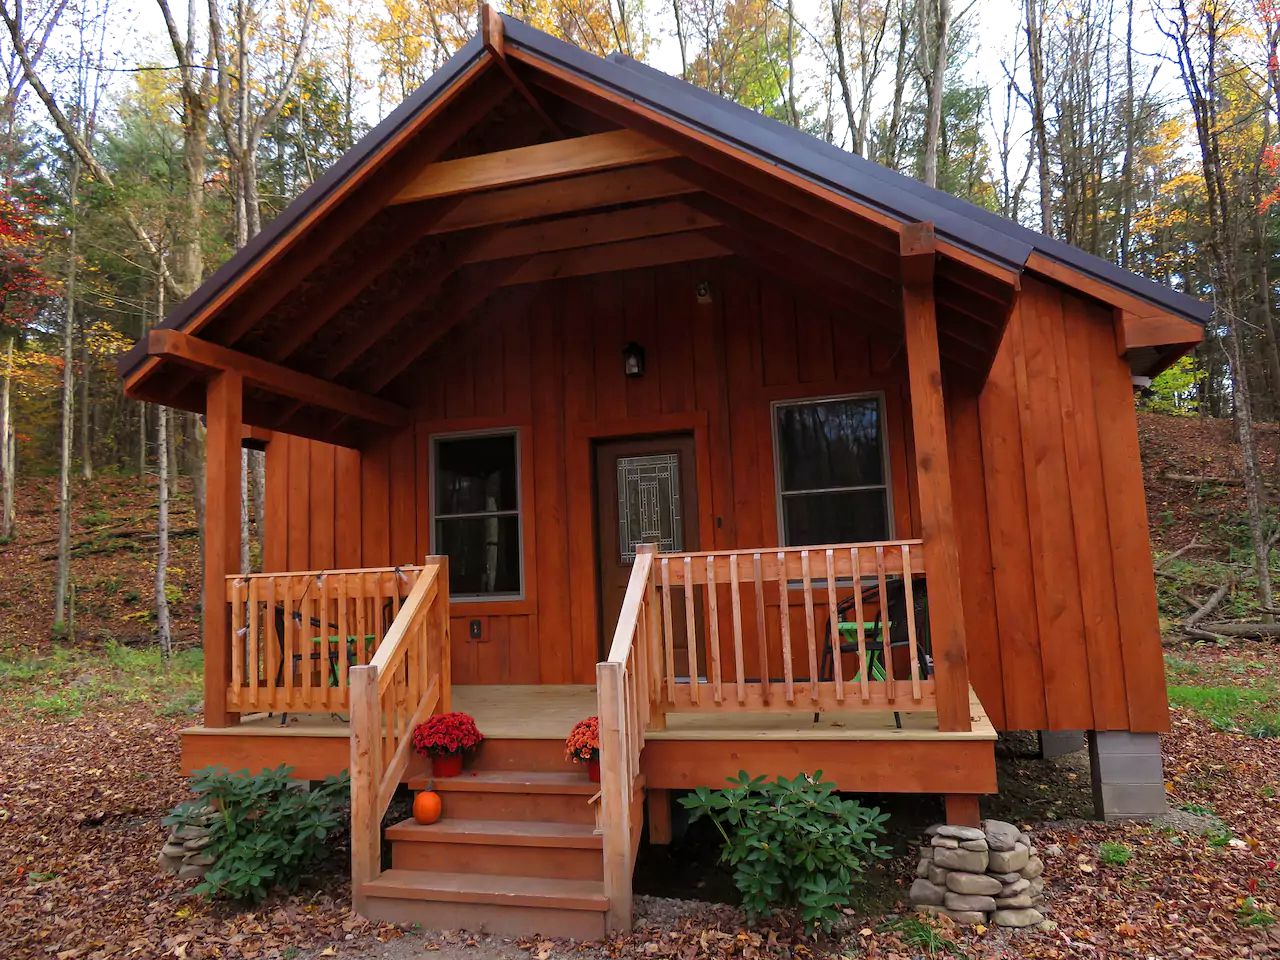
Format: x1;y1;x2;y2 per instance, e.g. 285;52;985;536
594;435;700;660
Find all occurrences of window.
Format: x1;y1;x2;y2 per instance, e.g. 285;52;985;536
773;395;891;546
432;432;522;599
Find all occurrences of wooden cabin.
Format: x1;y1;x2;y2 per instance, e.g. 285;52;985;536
119;11;1207;939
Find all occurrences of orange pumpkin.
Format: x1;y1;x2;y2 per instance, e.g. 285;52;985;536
413;789;442;825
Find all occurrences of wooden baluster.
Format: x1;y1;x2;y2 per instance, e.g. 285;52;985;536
729;555;746;704
282;577;296;711
901;544;923;702
336;574;351;709
705;556;722;704
851;548;870;704
320;574;335;712
357;573;371;657
229;578;245;711
875;546;894;704
264;575;279;713
660;558;676;703
682;556;699;704
753;553;769;705
247;577;260;711
302;577;317;709
777;551;794;704
801;551;819;703
825;549;844;703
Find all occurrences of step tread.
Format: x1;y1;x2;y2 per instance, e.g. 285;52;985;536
363;869;608;911
386;817;602;847
408;770;599;794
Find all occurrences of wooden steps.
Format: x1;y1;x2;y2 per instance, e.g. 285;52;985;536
361;745;609;939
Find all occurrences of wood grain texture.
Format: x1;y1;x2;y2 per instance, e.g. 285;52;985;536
256;259;1171;734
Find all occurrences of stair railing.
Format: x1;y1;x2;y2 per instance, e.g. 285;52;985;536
349;556;451;914
596;543;661;932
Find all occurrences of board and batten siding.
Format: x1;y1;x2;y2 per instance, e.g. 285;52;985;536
261;260;1168;734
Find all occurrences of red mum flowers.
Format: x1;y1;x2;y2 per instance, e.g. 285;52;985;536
565;716;600;764
412;712;484;758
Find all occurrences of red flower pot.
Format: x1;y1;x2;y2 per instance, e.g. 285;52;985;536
587;758;601;783
433;753;464;778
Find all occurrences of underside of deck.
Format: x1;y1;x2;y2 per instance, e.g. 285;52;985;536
179;683;996;795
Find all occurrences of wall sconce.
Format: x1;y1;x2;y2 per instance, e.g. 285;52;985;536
696;280;713;304
622;341;646;378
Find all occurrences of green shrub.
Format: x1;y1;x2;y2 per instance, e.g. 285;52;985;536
679;771;890;933
1098;841;1132;866
168;765;349;903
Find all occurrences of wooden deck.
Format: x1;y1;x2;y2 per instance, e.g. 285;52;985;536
180;684;995;791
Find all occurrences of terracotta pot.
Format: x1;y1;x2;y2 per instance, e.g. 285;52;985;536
587;757;601;783
433;752;464;777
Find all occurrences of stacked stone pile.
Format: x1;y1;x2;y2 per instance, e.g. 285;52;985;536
908;819;1046;928
158;803;219;880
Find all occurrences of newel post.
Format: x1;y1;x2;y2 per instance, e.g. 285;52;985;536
900;222;972;732
203;370;243;728
349;663;381;914
597;658;633;931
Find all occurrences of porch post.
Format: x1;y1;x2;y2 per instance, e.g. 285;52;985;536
203;370;243;728
900;222;971;732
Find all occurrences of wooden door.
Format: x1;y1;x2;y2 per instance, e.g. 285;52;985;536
594;435;700;662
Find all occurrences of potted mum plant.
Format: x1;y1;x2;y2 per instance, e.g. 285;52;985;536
565;716;601;782
412;712;484;777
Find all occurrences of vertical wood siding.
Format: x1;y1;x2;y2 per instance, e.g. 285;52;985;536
260;262;1169;733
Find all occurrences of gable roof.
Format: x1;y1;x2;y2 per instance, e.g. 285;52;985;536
120;12;1207;389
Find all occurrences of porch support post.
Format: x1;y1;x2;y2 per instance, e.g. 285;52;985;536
900;222;971;732
203;369;243;728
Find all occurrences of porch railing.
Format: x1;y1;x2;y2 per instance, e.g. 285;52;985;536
225;565;423;714
349;556;451;912
650;540;934;713
597;544;660;932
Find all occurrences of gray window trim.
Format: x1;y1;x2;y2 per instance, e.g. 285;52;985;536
770;392;895;548
429;427;525;602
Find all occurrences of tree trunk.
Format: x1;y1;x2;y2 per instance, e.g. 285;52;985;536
1025;0;1053;235
1;336;14;540
921;0;950;188
78;314;92;480
54;161;80;632
155;275;172;657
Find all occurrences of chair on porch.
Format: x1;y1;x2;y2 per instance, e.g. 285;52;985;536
819;577;931;728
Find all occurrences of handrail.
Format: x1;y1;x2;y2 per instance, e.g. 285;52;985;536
349;556;451;914
653;539;933;711
596;544;660;933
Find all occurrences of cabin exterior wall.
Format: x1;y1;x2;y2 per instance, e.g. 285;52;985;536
260;262;1169;735
263;256;921;686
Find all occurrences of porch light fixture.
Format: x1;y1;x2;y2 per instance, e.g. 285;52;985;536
622;341;646;378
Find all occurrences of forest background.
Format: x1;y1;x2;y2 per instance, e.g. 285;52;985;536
1;0;1277;645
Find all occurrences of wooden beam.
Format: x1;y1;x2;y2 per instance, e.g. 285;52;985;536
204;370;242;728
391;129;677;205
424;166;698;233
461;201;719;263
502;231;731;286
147;329;409;427
1119;310;1204;352
899;222;972;732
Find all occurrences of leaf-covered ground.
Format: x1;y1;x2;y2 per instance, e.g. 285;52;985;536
4;639;1280;960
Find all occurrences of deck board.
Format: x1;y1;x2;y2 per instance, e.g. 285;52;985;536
185;684;994;742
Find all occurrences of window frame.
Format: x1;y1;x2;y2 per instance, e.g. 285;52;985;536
770;392;895;548
429;427;525;602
